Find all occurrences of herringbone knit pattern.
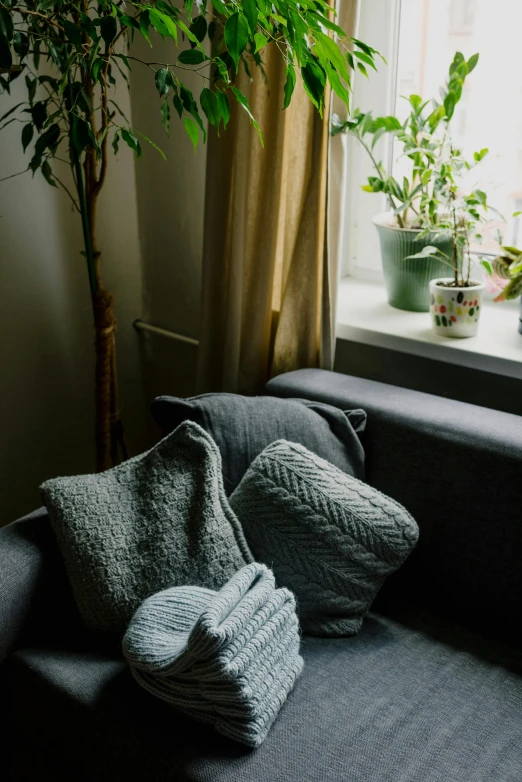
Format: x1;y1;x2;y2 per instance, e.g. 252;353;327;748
230;440;419;636
123;563;303;747
41;422;253;634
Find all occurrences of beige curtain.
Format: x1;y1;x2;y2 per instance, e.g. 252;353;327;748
197;0;359;394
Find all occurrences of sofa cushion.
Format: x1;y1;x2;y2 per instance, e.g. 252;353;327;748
8;611;522;782
150;393;366;494
40;422;253;634
230;440;419;636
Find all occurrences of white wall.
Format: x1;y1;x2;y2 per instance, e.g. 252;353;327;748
129;35;207;404
0;73;148;524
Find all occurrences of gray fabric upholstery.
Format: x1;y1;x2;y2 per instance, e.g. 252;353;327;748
266;370;522;649
230;440;419;636
41;422;253;634
150;393;367;493
8;611;522;781
0;508;82;665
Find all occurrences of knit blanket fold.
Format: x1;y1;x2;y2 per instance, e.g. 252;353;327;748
123;563;304;747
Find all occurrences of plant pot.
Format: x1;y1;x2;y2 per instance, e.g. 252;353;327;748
429;278;485;338
373;213;453;312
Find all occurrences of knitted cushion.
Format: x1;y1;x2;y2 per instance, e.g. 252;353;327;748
123;563;303;747
41;421;253;634
229;440;419;637
150;393;367;494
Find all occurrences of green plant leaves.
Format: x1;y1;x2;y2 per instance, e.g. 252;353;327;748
231;85;262;144
100;16;117;45
189;15;207;42
216;91;230;129
301;58;326;113
121;128;142;157
155;68;172;96
224;12;249;71
178;49;206;65
160;98;170;134
283;64;296;109
150;9;178;42
242;0;258;35
21;122;33;151
200;87;220;128
184;116;199;150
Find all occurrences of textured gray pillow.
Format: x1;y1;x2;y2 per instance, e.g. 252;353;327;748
150;393;367;494
41;421;253;634
229;440;419;637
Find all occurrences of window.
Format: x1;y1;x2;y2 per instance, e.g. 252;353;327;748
343;0;522;279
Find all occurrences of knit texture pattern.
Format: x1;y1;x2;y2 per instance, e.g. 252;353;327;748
123;563;303;748
230;440;419;637
41;421;253;634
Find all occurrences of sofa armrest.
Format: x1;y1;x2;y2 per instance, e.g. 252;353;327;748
267;369;522;649
0;508;79;664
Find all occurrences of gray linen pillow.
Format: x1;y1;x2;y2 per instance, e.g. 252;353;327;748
41;421;253;634
151;393;367;494
229;440;419;637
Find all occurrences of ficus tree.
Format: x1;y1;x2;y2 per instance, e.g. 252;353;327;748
0;0;378;471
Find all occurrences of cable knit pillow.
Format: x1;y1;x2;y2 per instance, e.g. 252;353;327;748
229;440;419;637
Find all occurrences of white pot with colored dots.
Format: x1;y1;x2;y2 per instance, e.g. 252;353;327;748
429;278;485;338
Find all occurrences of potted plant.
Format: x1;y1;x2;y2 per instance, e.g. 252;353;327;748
406;183;489;337
0;0;377;470
332;52;487;312
483;246;522;335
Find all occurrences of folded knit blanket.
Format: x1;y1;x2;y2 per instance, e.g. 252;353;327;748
41;421;253;634
123;563;304;747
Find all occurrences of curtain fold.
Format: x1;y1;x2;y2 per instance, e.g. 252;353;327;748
197;0;359;394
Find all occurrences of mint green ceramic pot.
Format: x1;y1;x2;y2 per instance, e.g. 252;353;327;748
373;214;453;312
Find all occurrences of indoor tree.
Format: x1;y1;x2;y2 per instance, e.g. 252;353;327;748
0;0;378;470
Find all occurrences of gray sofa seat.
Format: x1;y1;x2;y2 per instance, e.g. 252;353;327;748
8;610;522;782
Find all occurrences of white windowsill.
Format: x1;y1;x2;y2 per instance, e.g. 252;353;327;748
335;277;522;380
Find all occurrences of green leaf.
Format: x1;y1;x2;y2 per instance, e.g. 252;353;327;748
139;10;151;45
211;0;228;15
179;83;206;139
160;98;170;134
301;58;326;112
112;130;119;155
404;246;440;260
0;31;12;72
208;21;216;40
315;30;350;82
62;20;83;48
155;68;170;96
31;102;47;131
150;9;178;42
178;49;206;65
0;9;14;43
443;92;456;121
189;15;207;42
283;63;296;109
13;32;29;61
216;91;230;129
231;85;263;145
224;13;249;71
254;33;267;52
480;259;492;276
200;87;221;129
72;117;90;155
242;0;258;34
121;128;142;157
353;49;377;71
173;93;184;118
34;123;60;157
184;116;199;150
100;15;117;45
137;131;166;159
467;53;479;73
41;160;57;187
21;123;33;151
356;61;368;78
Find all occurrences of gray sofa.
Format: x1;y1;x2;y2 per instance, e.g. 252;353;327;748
2;369;522;781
